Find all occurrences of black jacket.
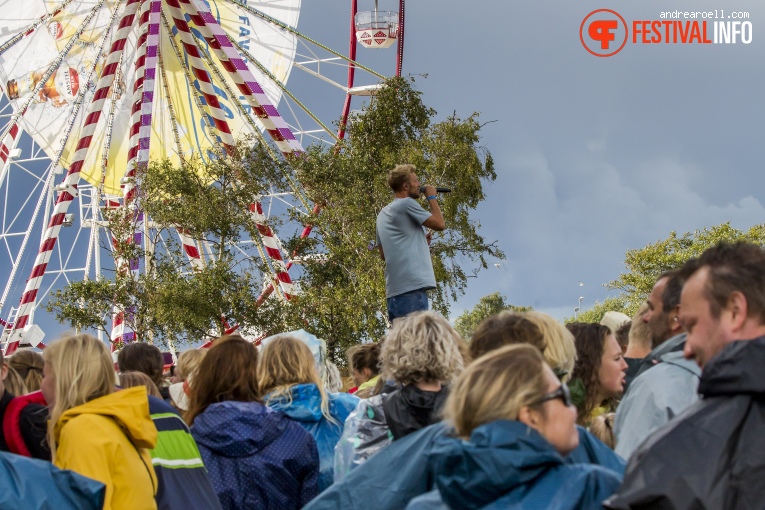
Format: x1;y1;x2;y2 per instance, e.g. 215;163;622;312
383;384;448;440
605;335;765;510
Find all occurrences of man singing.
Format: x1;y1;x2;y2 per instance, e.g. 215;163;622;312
376;164;445;322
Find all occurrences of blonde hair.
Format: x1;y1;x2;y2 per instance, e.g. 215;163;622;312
44;334;117;459
444;344;549;438
381;311;465;386
119;371;162;399
524;311;577;382
589;412;616;449
628;303;652;351
175;349;206;381
4;365;29;396
8;349;44;392
386;164;416;192
259;336;333;422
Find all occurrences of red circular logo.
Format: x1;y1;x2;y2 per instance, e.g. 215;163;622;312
580;9;629;57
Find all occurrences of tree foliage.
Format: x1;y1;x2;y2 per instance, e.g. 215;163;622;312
453;292;531;340
47;78;502;359
47;140;291;348
573;222;765;321
283;76;504;360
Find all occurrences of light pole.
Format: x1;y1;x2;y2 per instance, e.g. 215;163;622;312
575;296;584;319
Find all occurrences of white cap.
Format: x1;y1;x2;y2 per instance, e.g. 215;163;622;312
600;311;630;333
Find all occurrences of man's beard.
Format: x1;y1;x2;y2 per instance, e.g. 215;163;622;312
650;319;672;348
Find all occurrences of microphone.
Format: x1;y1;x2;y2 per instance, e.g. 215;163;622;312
419;186;452;194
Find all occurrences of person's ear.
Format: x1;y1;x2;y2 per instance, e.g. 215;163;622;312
0;363;8;382
670;305;682;332
726;291;749;332
518;405;541;429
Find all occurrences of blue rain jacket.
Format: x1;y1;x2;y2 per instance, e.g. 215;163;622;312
307;421;624;510
0;451;105;510
191;400;320;510
266;384;359;491
406;420;622;510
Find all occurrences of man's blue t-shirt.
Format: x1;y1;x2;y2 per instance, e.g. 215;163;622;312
376;197;436;298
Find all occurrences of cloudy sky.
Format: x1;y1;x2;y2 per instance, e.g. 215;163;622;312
2;0;762;342
296;0;765;320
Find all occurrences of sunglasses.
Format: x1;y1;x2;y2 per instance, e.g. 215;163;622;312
532;382;574;408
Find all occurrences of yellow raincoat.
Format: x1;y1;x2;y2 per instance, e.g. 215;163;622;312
53;386;158;510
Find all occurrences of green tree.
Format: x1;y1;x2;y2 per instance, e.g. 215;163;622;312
283;76;504;361
565;296;629;324
47;140;292;348
453;292;531;339
48;78;503;360
572;222;765;321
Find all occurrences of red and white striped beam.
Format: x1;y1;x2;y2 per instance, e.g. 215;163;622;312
5;0;142;356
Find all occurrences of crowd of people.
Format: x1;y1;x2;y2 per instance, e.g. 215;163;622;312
2;240;765;509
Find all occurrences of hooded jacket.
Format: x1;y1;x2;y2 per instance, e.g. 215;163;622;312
313;421;624;510
266;383;359;491
1;451;105;510
146;396;222;510
605;335;765;509
613;341;700;458
334;384;449;479
53;386;158;510
191;400;320;509
407;420;622;510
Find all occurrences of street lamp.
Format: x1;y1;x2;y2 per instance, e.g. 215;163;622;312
575;296;584;319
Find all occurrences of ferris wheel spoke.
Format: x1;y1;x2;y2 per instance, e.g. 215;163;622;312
156;46;183;157
178;0;303;157
5;0;142;354
159;11;225;156
164;0;237;154
232;39;339;146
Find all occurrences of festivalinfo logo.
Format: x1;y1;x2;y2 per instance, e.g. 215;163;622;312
580;8;753;57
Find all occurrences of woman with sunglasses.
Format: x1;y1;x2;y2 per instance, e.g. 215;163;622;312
406;344;622;510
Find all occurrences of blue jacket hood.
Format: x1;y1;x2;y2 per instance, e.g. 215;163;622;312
266;384;324;422
428;420;563;509
191;401;286;457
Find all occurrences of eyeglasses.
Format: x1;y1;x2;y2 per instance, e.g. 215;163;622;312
532;382;574;408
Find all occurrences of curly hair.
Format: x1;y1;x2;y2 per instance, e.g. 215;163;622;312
381;311;465;386
567;322;612;425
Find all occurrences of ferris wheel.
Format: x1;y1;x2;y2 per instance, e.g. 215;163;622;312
0;0;407;354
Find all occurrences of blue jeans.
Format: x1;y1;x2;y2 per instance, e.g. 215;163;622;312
387;289;429;322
